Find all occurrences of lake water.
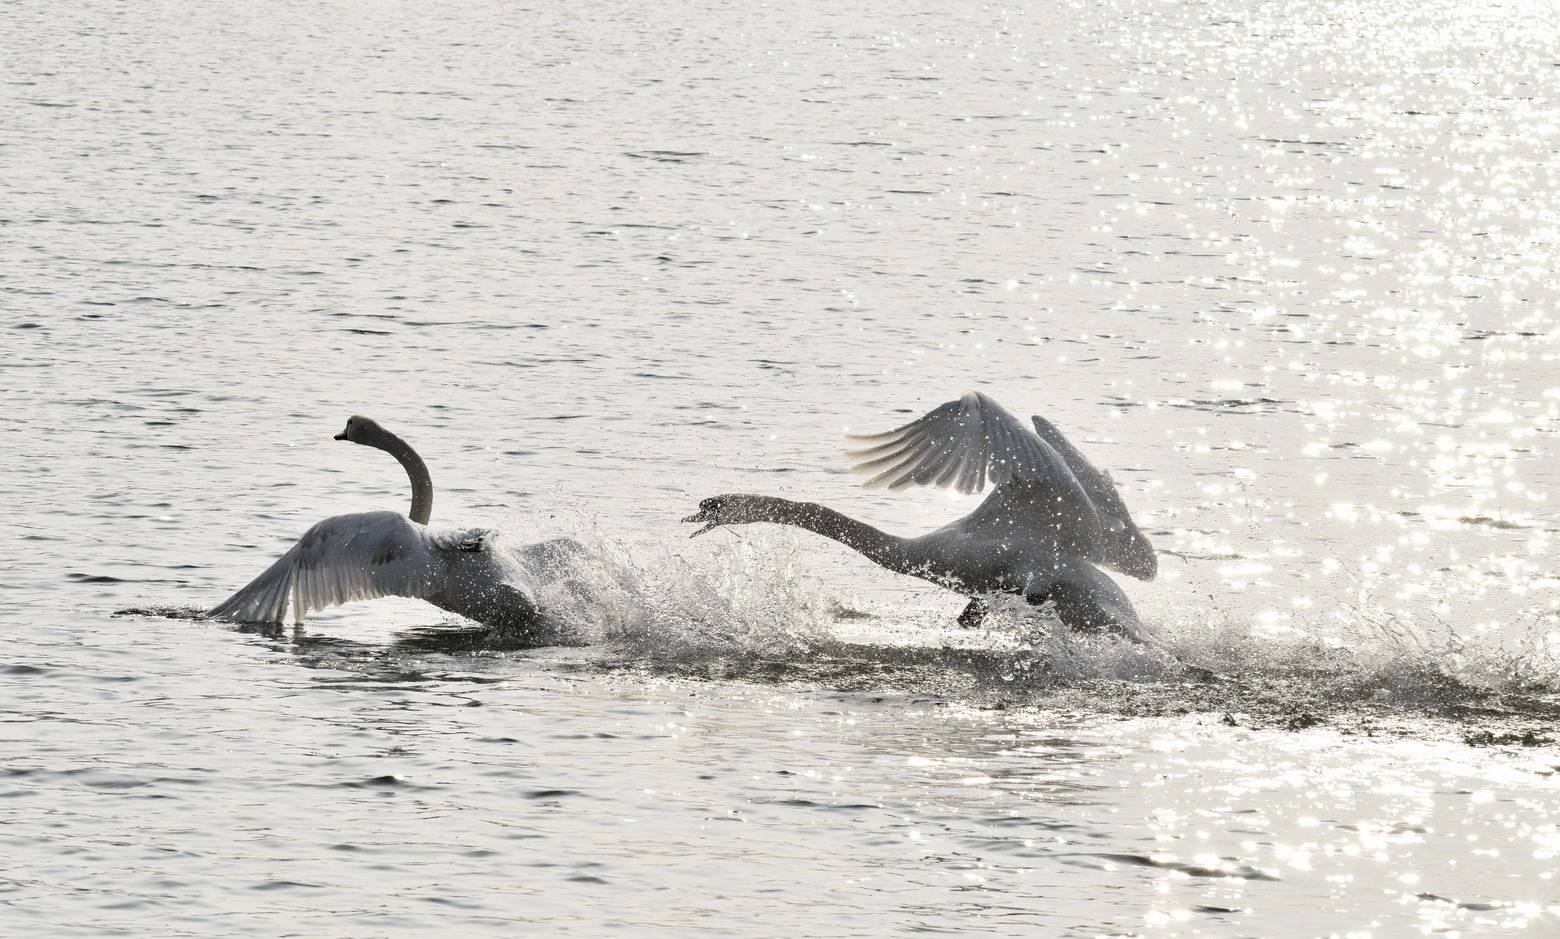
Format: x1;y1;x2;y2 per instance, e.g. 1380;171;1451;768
4;0;1559;934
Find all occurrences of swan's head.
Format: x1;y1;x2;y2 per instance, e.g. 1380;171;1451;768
334;415;389;446
682;494;771;537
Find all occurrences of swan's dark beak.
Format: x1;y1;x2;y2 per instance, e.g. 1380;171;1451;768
682;511;718;538
333;432;347;441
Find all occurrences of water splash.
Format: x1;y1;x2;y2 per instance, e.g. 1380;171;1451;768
126;513;1559;739
518;519;836;658
515;520;1560;736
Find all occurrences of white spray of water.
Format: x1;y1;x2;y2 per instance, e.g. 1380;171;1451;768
506;510;1559;701
522;523;836;658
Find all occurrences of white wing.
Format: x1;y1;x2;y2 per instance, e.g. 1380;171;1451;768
208;511;436;625
1030;415;1157;580
847;391;1090;499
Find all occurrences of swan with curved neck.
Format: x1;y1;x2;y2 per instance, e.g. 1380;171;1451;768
210;416;579;634
334;415;433;524
683;393;1156;636
687;497;915;571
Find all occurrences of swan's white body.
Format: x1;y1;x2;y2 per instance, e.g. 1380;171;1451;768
686;392;1156;636
210;417;570;632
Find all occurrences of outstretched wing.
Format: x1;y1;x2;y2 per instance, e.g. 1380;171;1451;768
847;391;1088;497
208;511;435;625
1030;415;1157;581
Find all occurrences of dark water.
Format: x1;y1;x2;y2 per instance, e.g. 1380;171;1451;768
5;0;1559;934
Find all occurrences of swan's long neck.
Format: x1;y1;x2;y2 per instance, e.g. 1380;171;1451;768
371;429;433;525
747;497;917;575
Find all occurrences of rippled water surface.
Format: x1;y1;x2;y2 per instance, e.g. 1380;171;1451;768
5;0;1559;934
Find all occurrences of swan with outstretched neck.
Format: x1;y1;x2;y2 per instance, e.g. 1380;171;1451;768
209;416;574;632
682;392;1157;637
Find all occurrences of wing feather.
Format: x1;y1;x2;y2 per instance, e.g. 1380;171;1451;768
209;511;435;625
863;436;939;491
847;392;1086;499
1030;415;1158;580
905;437;962;489
847;393;1151;561
851;435;932;474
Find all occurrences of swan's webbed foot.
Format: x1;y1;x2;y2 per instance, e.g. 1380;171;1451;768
956;598;989;629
